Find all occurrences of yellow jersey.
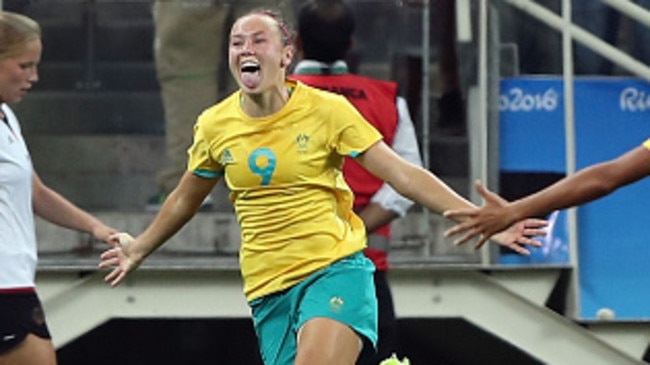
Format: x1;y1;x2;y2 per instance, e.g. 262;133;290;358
188;80;383;301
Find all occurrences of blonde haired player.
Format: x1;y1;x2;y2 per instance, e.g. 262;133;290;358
0;11;116;365
100;9;545;365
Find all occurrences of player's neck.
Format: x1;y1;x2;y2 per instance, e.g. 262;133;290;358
241;85;292;118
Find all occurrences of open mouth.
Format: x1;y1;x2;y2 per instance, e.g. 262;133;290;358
241;61;261;73
240;61;261;89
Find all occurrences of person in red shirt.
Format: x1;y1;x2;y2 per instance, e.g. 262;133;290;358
291;1;423;363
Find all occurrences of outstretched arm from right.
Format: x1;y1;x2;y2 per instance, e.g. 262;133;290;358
445;144;650;247
99;171;218;286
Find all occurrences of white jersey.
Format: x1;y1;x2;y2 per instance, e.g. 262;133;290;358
0;104;37;289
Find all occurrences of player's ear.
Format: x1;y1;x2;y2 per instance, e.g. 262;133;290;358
281;45;294;68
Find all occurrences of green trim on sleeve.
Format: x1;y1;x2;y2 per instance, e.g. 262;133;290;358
193;169;223;179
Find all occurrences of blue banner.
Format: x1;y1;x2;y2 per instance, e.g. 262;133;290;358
499;76;650;320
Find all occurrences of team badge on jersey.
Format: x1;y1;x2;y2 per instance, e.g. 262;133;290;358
296;134;310;153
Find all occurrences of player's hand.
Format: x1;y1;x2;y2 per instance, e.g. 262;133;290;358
91;224;119;244
443;180;547;253
489;219;547;255
99;232;141;287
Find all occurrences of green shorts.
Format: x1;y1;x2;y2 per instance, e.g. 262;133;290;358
249;252;378;365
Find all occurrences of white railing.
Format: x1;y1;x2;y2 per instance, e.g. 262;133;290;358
506;0;650;81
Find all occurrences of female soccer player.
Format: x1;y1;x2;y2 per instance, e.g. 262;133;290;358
99;9;545;365
0;11;116;365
